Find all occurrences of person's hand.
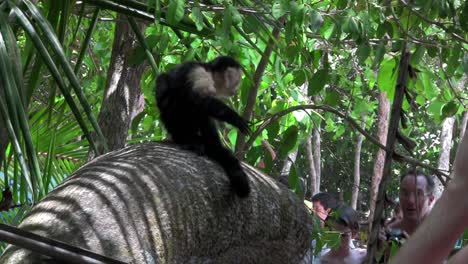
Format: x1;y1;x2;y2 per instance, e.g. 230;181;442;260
452;131;468;186
446;130;468;227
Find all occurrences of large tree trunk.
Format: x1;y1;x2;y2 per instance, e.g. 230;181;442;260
0;143;313;264
91;14;146;157
368;91;390;232
435;77;467;198
435;117;455;198
351;115;366;210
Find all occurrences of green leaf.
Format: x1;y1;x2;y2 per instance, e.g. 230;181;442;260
463;55;468;75
446;47;461;75
229;7;242;25
272;1;287;19
279;125;299;158
335;125;345;139
223;8;233;36
145;34;159;49
191;7;204;31
242;14;259;34
275;57;284;88
267;120;280;140
441;101;458;118
321;18;335;39
427;46;438;58
167;0;185;25
324;90;340;107
372;43;386;68
357;44;371;64
293;69;306;86
428;100;444;119
308;69;329;96
411;46;426;65
285;43;301;63
460;2;468;29
309;10;323;31
336;0;347;9
288;164;299;190
377;59;397;99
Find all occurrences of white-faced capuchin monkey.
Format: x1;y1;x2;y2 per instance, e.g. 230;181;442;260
155;56;251;198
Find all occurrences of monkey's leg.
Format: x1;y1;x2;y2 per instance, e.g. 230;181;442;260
201;119;250;197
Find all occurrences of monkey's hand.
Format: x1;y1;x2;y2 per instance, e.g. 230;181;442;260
200;96;251;135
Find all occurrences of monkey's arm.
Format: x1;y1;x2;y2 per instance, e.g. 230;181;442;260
198;96;251;135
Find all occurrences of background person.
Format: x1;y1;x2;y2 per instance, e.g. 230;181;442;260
387;171;435;236
389;128;468;264
312;192;338;227
317;204;366;264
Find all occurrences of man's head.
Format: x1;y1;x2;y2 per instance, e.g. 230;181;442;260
312;192;338;226
325;204;360;240
399;170;435;223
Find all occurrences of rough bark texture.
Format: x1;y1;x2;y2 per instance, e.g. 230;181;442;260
435;117;455;198
280;151;298;179
93;14;146;156
0;142;313;264
306;135;317;197
459;112;468;141
368;91;390;232
351;116;366;210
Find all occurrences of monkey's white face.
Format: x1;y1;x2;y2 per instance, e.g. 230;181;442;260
214;67;243;97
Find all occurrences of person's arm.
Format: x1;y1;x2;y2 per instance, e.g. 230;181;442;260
389;130;468;264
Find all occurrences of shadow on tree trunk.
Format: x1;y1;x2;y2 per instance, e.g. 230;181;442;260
0;142;313;264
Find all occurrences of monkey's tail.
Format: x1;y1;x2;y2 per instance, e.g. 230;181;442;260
204;144;250;198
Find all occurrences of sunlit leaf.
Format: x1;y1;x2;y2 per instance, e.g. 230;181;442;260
377;58;397;99
441;101;458;118
309;10;323;31
191;7;204;31
167;0;185;25
308;69;329;96
272;1;287;19
278;125;299;158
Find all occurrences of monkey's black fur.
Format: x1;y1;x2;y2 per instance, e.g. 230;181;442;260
155;56;251;197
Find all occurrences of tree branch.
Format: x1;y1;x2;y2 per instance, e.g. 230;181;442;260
235;17;284;156
245;104;450;182
399;0;468;45
0;223;125;264
366;45;410;264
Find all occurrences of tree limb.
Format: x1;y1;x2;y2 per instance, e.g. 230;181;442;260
245;104;450;182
